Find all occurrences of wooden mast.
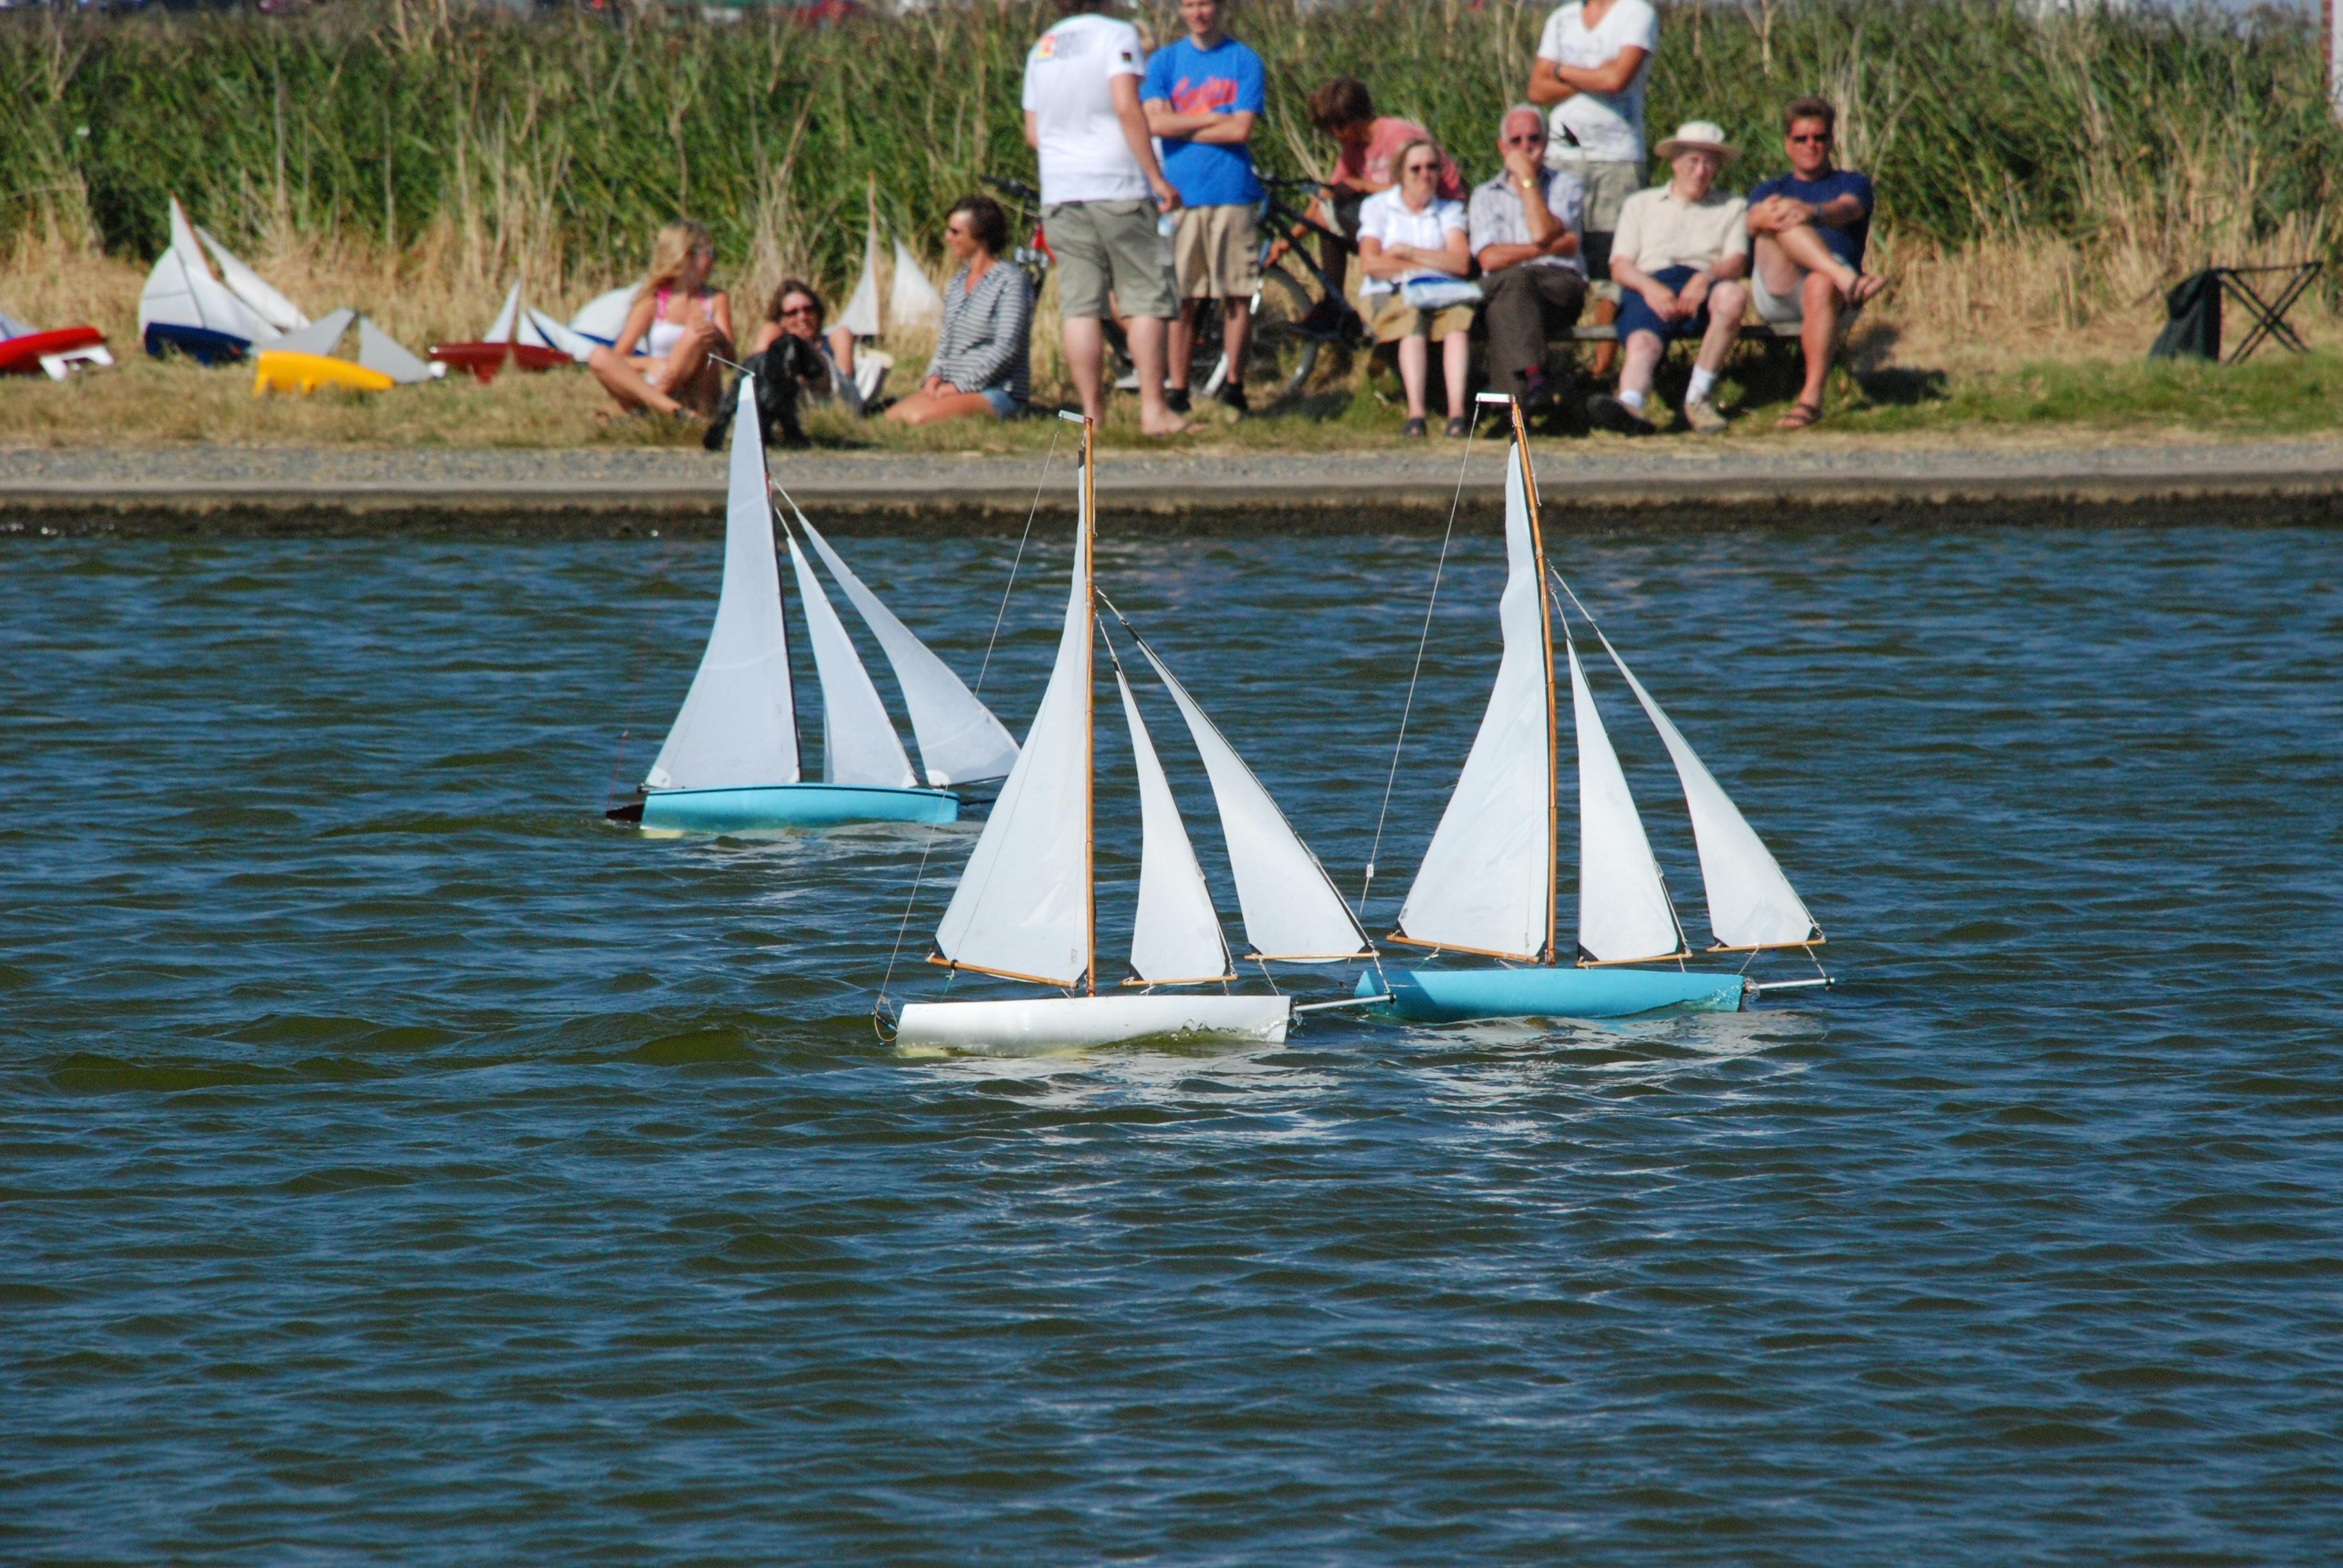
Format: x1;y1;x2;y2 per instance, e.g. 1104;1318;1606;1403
1080;413;1097;997
1508;397;1560;967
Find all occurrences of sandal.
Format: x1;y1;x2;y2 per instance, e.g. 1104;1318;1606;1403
1775;400;1824;432
1444;415;1472;439
1401;416;1429;439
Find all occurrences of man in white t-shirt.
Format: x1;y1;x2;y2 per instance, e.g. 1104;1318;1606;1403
1022;0;1189;434
1528;0;1656;370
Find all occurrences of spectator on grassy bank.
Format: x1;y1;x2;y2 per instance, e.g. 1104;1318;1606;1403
1357;137;1475;440
1469;105;1587;416
590;220;735;422
1302;77;1463;316
1023;0;1189;435
1744;95;1885;431
1528;0;1657;374
703;278;865;453
885;195;1035;426
1585;120;1748;438
1143;0;1265;418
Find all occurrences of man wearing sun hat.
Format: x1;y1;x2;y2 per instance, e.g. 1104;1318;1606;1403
1585;119;1750;436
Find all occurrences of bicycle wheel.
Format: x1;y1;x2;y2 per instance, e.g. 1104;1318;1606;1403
1186;298;1228;396
1247;266;1322;405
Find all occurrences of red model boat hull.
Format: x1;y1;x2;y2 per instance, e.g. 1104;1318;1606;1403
0;325;105;376
429;341;510;383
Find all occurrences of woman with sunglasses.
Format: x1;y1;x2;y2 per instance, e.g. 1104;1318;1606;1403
886;195;1034;426
590;220;735;422
749;280;863;415
1356;137;1476;439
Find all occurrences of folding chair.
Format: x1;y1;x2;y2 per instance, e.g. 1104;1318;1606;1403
2214;262;2321;364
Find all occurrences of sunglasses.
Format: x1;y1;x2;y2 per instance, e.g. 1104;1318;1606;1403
1502;133;1545;146
780;304;818;318
1403;161;1441;173
1788;132;1831;144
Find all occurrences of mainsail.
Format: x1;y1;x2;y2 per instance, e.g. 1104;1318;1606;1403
1117;669;1230;984
645;378;799;791
484;281;522;344
932;480;1095;987
1394;440;1554;960
138;199;263;344
1132;640;1369;963
795;517;1019;785
1568;641;1684;963
837;211;883;339
889;239;945;330
1593;633;1820;950
785;537;918;789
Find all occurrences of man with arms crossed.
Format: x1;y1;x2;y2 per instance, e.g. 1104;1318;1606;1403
1024;0;1189;434
1744;95;1884;430
1585;120;1748;437
1469;105;1587;416
1145;0;1265;418
1528;0;1657;376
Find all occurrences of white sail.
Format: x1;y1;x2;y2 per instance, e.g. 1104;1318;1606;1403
356;317;438;384
1116;669;1230;984
195;226;308;334
484;280;521;344
645;377;799;791
889;238;944;329
523;307;593;362
795;517;1019;785
785;537;917;789
138;199;260;342
1395;441;1553;960
0;305;38;340
1569;641;1683;964
1132;639;1368;963
933;486;1095;987
570;284;640;345
837;212;883;339
1597;636;1820;950
271;307;355;358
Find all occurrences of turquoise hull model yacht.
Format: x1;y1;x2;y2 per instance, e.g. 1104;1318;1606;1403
610;374;1017;833
1359;395;1831;1024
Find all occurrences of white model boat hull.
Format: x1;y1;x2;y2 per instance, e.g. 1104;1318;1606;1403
896;994;1292;1053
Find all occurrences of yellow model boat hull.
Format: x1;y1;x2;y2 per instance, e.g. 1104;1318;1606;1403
253;351;396;396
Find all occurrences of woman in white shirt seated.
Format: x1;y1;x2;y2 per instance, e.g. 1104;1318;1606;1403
1357;139;1476;438
589;220;735;423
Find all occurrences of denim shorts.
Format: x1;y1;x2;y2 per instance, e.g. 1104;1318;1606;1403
1614;264;1714;343
979;384;1026;419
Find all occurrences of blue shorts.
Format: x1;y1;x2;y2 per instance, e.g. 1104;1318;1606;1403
1614;264;1715;343
979;384;1026;419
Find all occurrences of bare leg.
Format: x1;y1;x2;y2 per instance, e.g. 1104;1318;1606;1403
1124;315;1190;436
1222;296;1251;386
1168;298;1202;394
662;323;731;417
1590;295;1620;379
826;325;857;380
1617;328;1665;398
1440;330;1470;420
1797;268;1844;412
1397;333;1430;420
1062;315;1107;423
885;388;1001;425
590;346;683;416
1695;281;1749;375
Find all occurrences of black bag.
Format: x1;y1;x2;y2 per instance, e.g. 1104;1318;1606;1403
2149;270;2222;362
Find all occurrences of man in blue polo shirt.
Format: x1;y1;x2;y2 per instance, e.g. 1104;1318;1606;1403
1143;0;1266;416
1744;95;1885;430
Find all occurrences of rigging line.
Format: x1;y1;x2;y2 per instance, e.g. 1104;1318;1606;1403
1356;401;1482;925
874;428;1064;1023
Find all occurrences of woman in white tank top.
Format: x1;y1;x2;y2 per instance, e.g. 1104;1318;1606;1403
588;220;736;422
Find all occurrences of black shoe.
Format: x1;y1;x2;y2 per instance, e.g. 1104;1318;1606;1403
700;411;732;452
1165;386;1192;415
1218;382;1249;416
1585;392;1656;436
1520;374;1557;417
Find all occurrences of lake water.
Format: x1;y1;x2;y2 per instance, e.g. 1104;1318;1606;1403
5;519;2340;1562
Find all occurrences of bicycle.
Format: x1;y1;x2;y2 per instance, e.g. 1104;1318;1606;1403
1184;172;1372;406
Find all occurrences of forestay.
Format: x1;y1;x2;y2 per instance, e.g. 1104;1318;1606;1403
645;381;800;791
1117;670;1231;984
933;485;1095;987
1133;641;1368;963
1395;441;1554;961
1596;635;1820;949
785;537;917;789
1568;642;1684;964
796;517;1018;785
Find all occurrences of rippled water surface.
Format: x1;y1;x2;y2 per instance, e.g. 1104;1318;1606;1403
6;518;2341;1563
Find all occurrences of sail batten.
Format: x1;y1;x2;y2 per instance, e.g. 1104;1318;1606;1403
645;377;799;791
796;517;1018;786
1569;641;1686;964
786;538;917;789
1117;669;1231;984
1394;440;1554;959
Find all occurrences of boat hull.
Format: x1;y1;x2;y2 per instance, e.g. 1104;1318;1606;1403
637;782;958;832
143;323;250;365
1364;965;1747;1021
429;341;510;383
0;326;105;376
254;349;397;396
897;994;1292;1053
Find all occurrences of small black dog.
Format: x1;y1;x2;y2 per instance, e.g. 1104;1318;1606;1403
703;336;827;452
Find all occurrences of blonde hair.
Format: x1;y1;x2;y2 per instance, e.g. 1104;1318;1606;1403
643;220;714;294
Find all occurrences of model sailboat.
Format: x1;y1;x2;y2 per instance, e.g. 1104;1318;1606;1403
1361;395;1829;1022
429;280;576;381
137;197;310;363
612;373;1017;833
894;415;1372;1053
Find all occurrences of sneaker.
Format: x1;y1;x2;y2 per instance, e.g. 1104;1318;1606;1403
1684;396;1729;435
1400;416;1430;439
1585;392;1655;436
1217;383;1249;416
1165;386;1192;415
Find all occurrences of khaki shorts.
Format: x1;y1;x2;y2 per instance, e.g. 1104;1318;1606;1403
1551;157;1647;232
1044;199;1177;321
1368;292;1476;344
1173;204;1260;299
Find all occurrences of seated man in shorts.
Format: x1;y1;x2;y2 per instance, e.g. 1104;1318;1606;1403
1585;119;1749;437
1744;95;1884;430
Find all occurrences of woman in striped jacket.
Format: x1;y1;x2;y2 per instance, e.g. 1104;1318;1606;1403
886;195;1035;425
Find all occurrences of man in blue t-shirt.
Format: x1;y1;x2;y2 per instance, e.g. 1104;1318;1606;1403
1744;95;1886;430
1143;0;1266;416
